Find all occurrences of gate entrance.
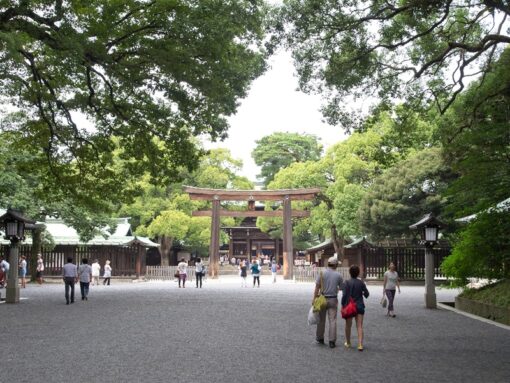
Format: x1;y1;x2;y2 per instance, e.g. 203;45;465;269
184;186;320;279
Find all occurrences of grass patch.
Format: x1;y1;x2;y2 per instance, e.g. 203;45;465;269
459;279;510;308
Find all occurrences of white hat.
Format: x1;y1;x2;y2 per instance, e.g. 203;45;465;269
327;256;338;265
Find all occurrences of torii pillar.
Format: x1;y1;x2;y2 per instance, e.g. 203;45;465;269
184;187;321;280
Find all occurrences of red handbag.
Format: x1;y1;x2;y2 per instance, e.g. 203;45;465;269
341;281;358;319
341;297;358;319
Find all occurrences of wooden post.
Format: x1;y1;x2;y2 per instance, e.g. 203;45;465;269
283;196;293;280
209;198;221;279
136;244;143;278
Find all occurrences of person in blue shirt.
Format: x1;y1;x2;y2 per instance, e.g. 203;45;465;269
250;260;261;288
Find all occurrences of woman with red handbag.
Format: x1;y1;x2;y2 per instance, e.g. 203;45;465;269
341;265;369;351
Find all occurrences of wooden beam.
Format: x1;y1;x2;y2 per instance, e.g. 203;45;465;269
184;186;320;201
192;210;310;218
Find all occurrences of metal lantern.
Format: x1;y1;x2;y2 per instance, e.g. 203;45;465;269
409;213;443;245
0;209;36;242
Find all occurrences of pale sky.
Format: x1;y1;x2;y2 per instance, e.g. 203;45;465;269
203;50;347;181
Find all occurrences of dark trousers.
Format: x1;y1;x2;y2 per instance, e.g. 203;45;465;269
385;289;396;311
80;282;90;299
103;277;110;285
196;272;203;288
253;276;260;286
179;274;186;287
64;277;75;303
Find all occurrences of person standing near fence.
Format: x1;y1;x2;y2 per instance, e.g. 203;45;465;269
342;265;369;351
62;257;78;305
251;259;260;288
383;262;400;317
91;259;101;286
36;254;44;285
195;258;204;288
78;258;92;301
313;256;344;348
177;258;188;288
271;261;278;283
103;260;112;286
0;256;9;288
19;255;27;288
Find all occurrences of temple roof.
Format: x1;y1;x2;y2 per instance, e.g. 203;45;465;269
0;214;158;247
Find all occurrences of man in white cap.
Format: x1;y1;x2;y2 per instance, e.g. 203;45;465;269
312;256;344;348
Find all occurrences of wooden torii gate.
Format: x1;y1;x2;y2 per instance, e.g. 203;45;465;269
184;186;321;280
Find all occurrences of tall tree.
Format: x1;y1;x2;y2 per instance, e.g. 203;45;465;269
358;147;456;239
0;0;268;210
274;0;510;127
252;132;323;185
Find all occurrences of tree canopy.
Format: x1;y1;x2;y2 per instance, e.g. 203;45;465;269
274;0;510;127
252;131;322;185
0;0;268;212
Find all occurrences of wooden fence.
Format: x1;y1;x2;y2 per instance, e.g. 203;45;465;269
294;266;350;283
363;246;450;280
1;244;145;277
145;266;197;281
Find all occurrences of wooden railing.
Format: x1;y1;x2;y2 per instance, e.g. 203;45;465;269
293;266;350;283
145;266;198;281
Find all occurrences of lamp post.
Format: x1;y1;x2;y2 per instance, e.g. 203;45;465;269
410;213;443;309
0;209;36;303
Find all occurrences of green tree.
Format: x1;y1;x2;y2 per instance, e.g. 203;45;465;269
0;0;267;209
274;0;510;126
117;148;252;264
441;48;510;218
358;147;455;239
252;132;323;185
442;211;510;284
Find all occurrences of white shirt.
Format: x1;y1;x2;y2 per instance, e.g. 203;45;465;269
103;264;112;278
177;262;187;274
384;270;399;290
91;262;101;276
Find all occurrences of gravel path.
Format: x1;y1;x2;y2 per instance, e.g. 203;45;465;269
1;276;509;383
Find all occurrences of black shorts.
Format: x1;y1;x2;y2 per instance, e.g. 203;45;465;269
36;271;42;278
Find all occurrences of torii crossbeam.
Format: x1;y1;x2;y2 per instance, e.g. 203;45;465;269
184;186;321;280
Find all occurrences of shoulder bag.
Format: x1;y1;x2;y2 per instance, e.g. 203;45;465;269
312;272;328;312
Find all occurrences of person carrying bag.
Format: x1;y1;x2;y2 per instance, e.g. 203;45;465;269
311;257;344;348
341;265;369;351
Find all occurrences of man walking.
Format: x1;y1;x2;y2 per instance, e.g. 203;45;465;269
312;256;344;348
62;257;78;305
78;258;92;300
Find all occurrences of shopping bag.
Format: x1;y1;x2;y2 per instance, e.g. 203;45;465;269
308;306;319;326
380;295;387;308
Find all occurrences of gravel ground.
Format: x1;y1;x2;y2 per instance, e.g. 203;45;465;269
1;276;509;383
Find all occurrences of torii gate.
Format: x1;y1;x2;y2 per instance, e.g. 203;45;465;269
184;186;321;280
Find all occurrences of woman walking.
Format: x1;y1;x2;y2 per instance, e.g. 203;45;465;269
19;256;27;288
177;258;188;288
383;262;401;317
251;259;260;288
239;260;248;287
103;260;112;285
342;265;369;351
195;258;204;288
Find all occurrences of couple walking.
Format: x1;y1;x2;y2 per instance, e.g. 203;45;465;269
313;257;369;351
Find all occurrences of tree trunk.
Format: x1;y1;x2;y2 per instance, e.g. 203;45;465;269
158;235;173;266
331;225;344;260
30;227;43;282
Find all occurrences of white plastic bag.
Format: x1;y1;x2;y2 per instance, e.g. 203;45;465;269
308;306;319;326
